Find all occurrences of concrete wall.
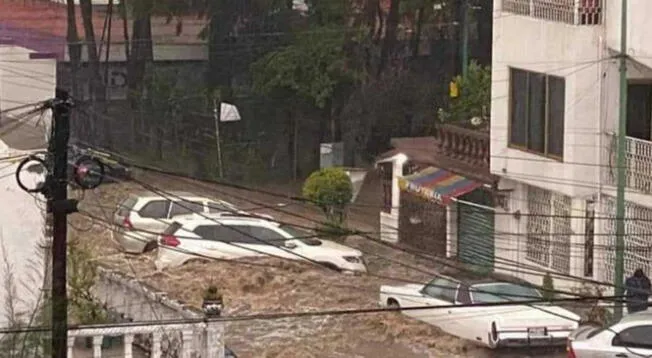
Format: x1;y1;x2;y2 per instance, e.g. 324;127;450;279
378;154;407;243
0;45;56;114
493;180;590;291
491;0;604;198
606;0;652;69
93;266;225;357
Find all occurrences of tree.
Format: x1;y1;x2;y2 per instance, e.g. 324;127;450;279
251;3;360;177
302;167;353;227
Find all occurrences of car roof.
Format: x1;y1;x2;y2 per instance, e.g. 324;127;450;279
129;191;227;202
619;309;652;324
436;269;535;287
171;215;278;227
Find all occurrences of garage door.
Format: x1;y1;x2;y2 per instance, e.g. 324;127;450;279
457;190;495;270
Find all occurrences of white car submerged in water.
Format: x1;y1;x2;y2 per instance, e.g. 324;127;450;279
379;273;580;348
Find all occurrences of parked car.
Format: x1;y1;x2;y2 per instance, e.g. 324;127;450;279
567;310;652;357
154;214;367;273
68;143;131;184
112;192;259;253
379;272;580;348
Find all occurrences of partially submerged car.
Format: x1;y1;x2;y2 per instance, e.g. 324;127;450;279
155;214;367;273
379;272;580;348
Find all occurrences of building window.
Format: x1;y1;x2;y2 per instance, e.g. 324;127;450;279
502;0;601;25
379;162;393;214
526;186;571;274
509;68;566;159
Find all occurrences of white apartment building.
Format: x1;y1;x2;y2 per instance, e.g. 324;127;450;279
491;0;652;290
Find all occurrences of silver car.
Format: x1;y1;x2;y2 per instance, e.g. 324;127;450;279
112;191;240;253
567;310;652;358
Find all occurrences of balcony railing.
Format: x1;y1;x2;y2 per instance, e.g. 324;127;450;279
66;322;225;358
502;0;602;25
432;123;490;169
605;134;652;194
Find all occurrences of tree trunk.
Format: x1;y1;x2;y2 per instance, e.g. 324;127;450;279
128;0;153;108
411;6;425;57
80;0;108;146
66;0;82;138
378;0;400;75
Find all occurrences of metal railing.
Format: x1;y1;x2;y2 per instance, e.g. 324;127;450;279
605;134;652;194
502;0;602;25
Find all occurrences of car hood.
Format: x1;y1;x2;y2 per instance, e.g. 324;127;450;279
313;240;363;256
494;305;580;329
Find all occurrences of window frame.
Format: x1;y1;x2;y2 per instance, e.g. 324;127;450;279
138;199;171;219
612;325;652;350
508;67;565;161
421;278;459;303
168;200;206;218
379;162;393;214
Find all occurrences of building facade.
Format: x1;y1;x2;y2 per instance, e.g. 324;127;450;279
376;125;498;270
491;0;652;289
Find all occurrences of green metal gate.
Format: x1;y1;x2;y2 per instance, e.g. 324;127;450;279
457;189;495;270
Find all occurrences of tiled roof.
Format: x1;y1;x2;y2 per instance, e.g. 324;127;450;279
0;0;207;56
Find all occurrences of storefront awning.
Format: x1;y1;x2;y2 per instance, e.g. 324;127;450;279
398;166;482;205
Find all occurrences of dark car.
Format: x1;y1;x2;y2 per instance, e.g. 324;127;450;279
68;143;131;185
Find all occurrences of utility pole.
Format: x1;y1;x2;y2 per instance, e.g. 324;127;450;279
212;90;224;178
49;89;75;358
613;0;628;321
460;0;469;78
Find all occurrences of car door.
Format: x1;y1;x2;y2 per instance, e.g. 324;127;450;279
134;199;172;239
606;325;652;358
405;278;458;327
451;284;487;344
196;225;258;259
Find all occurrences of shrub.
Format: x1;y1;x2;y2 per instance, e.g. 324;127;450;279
302;167;353;227
542;272;555;301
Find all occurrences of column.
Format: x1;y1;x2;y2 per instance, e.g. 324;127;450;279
67;336;75;358
123;334;134;358
181;329;194;358
151;331;162;358
92;336;103;358
205;322;225;358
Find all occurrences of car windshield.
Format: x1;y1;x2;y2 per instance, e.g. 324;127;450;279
279;225;322;245
470;282;542;303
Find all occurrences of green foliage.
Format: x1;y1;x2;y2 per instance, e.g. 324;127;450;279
68;243;109;325
541;272;555;301
251;29;354;109
440;61;491;125
302;167;353;226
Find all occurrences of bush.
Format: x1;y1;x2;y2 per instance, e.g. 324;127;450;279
542;272;555;301
302;167;353;227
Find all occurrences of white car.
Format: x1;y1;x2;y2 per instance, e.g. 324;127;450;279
112;192;270;253
154;214;367;273
567;310;652;357
379;273;580;348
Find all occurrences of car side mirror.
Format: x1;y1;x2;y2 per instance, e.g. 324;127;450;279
284;240;297;249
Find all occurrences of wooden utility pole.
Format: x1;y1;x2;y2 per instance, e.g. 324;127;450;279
49;89;75;358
